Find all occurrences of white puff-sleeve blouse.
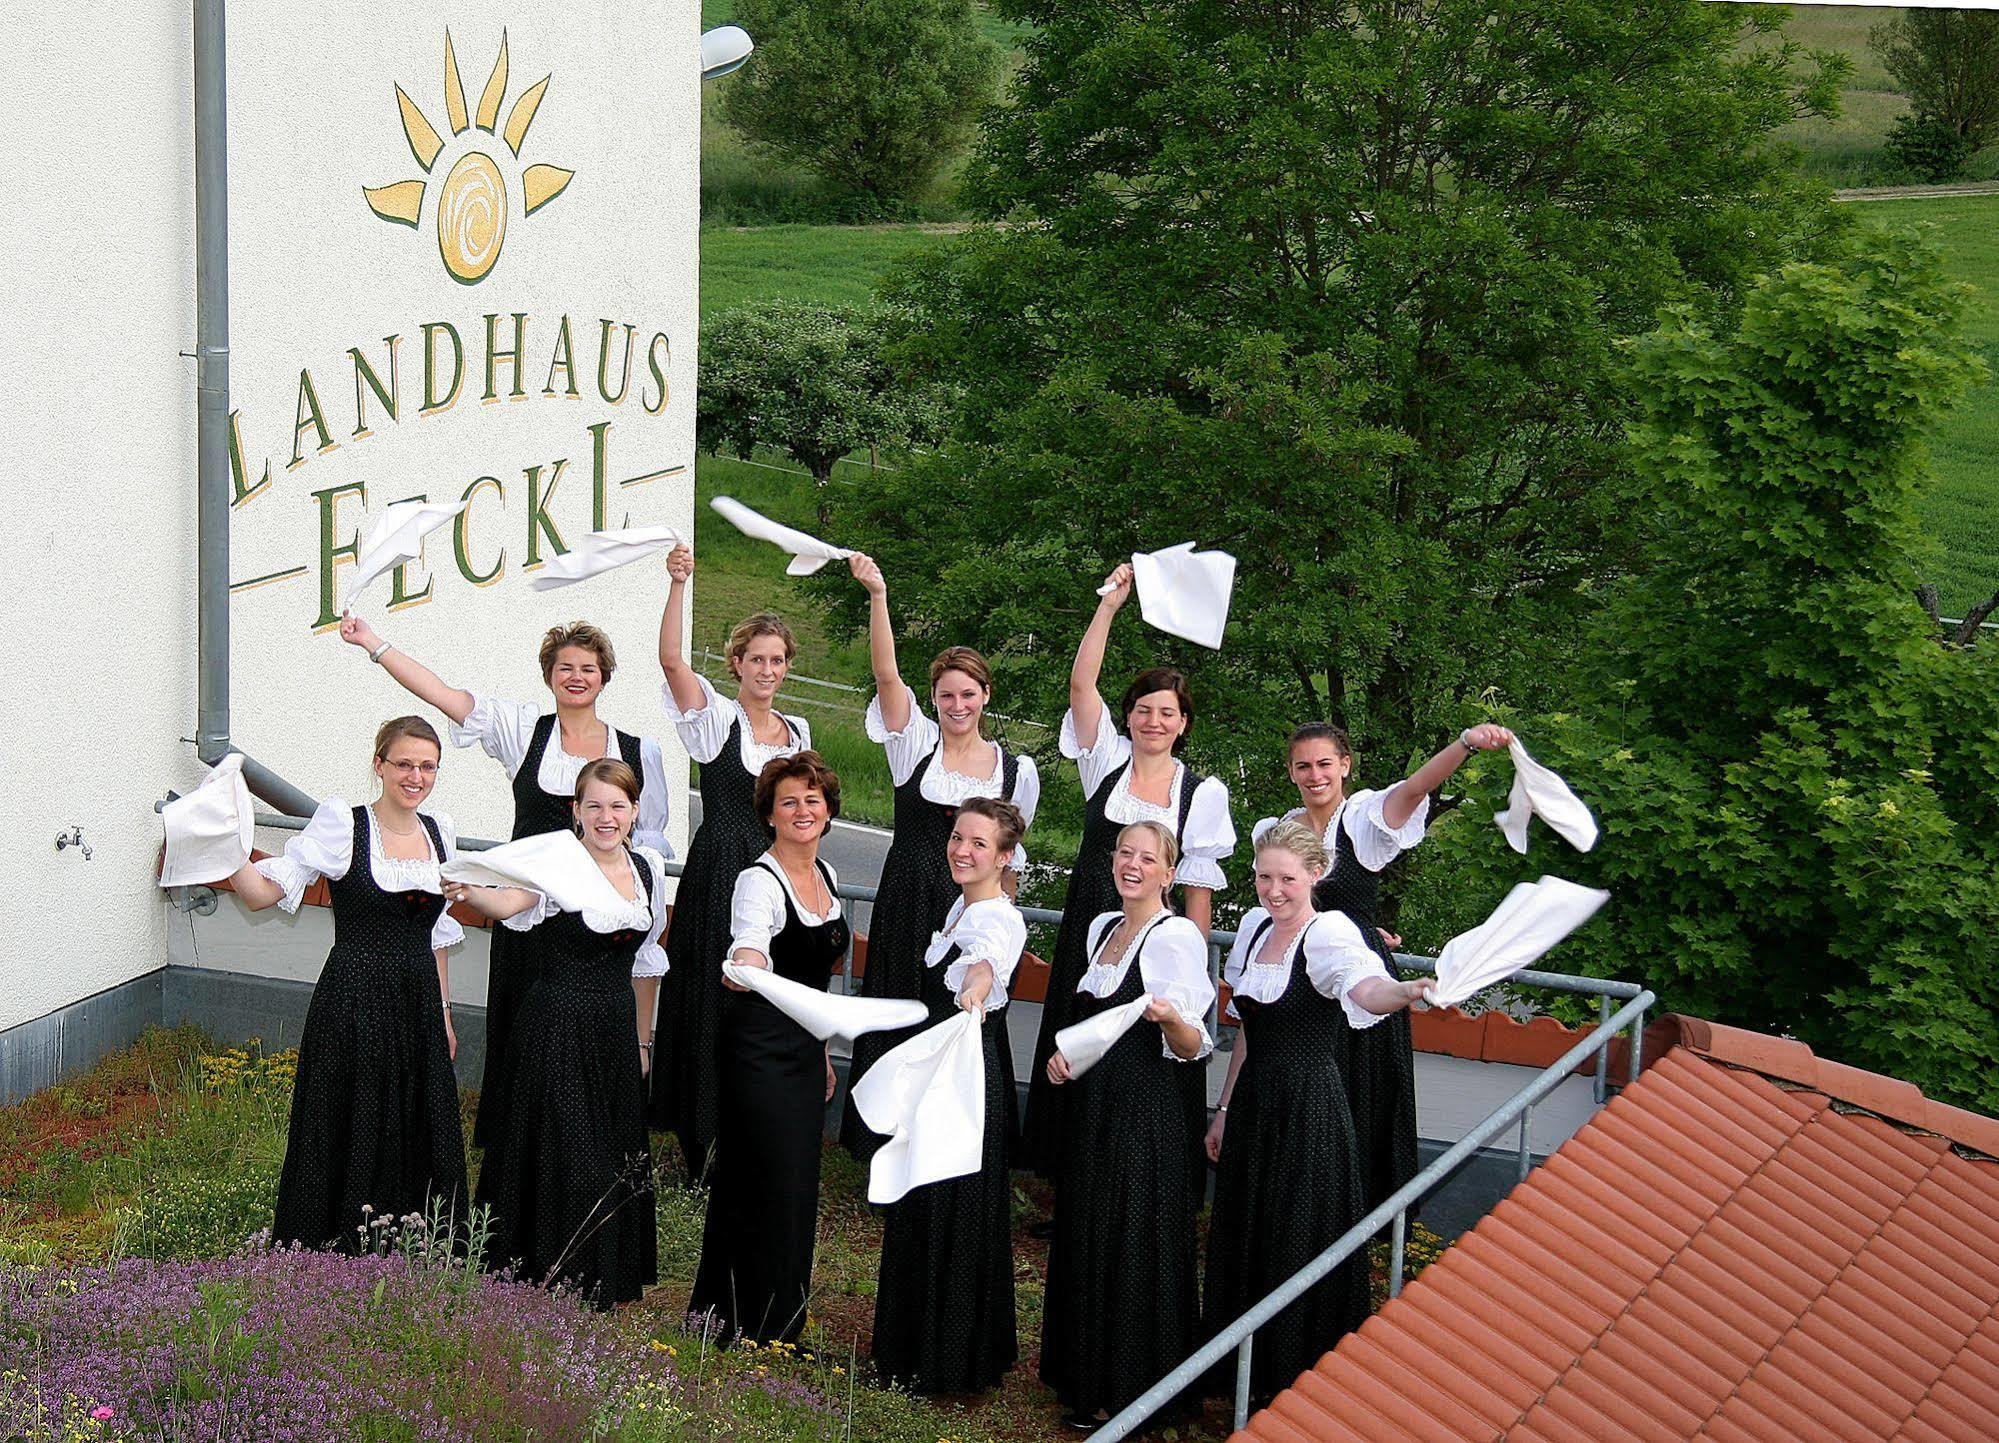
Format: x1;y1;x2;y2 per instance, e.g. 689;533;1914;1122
865;683;1042;869
923;895;1029;1012
1059;700;1235;890
1076;910;1216;1061
497;844;673;977
449;694;675;857
726;856;843;969
1223;907;1391;1030
1250;787;1428;877
662;675;812;772
253;797;464;951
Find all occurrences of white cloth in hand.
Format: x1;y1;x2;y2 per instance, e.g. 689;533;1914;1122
1098;542;1237;649
343;499;469;612
709;496;853;576
1054;994;1153;1079
850;1011;985;1204
440;831;630;917
160;753;256;886
720;962;927;1041
1494;740;1598;855
1433;876;1610;1008
529;526;682;590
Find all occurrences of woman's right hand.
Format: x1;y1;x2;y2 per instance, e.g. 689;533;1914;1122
1046;1051;1074;1086
1099;562;1134;610
666;544;695;584
1204;1108;1227;1163
722;954;769;992
848;552;886;597
339;612;381;652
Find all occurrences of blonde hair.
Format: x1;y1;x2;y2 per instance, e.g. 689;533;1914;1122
1256;817;1329;878
373;715;441;760
1116;820;1181;876
728;612;798;670
539;621;616;683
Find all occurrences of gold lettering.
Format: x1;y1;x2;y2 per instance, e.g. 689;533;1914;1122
642;332;671;415
595;319;635;405
421;321;465;414
290;369;337;468
311;480;368;630
483;312;529;401
349;336;401;438
544;315;579;397
454;476;506;585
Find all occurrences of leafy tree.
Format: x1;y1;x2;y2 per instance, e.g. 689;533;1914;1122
1872;9;1999;167
697;300;953;526
1402;235;1999;1112
719;0;1001;206
1884;112;1974;184
828;0;1846;860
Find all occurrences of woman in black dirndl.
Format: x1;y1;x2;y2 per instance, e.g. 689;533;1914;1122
1020;562;1234;1181
1039;821;1216;1429
226;717;468;1251
447;759;666;1308
654;544;812;1173
1201;820;1435;1404
1249;720;1512;1210
837;554;1039;1161
689;752;847;1347
339;614;671;1159
868;797;1027;1394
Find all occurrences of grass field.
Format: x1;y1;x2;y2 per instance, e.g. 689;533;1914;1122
699;225;951;318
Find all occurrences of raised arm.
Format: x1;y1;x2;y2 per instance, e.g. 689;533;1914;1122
339;614;475;726
658;544;708;713
1070;561;1134;743
1380;723;1516;830
849;553;910;733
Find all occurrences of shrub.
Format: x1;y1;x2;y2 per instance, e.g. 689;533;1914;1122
1885;112;1976;183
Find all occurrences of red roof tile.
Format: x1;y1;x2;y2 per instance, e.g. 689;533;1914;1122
1236;1018;1999;1443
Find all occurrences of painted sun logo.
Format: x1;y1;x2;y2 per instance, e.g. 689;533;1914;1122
363;31;574;285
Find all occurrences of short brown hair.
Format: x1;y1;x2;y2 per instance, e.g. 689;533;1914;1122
957;795;1025;854
929;646;992;694
755;750;842;826
540;621;616;683
1120;666;1194;755
574;758;641;807
728;613;797;668
373;715;441;760
1256;817;1329;878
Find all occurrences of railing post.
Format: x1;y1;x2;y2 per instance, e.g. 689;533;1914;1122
1233;1335;1254;1431
1629;1004;1647;1083
1517;1105;1534;1183
1389;1209;1408;1299
1593;994;1612;1105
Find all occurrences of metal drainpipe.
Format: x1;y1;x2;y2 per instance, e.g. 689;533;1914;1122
192;0;318;820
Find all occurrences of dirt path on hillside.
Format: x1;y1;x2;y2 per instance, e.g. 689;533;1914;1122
1835;182;1999;203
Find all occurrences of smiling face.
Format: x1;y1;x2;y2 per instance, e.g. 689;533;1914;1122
1126;688;1188;757
573;778;636;854
1289;737;1353;810
933;668;989;739
546;645;607;710
1112;832;1173;904
375;736;442;809
733;633;791;705
767;776;829;846
1254;843;1318;924
947;811;1012;890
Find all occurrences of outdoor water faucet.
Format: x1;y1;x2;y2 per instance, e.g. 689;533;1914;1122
55;825;93;861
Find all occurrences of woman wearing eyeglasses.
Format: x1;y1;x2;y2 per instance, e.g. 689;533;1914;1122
224;716;469;1251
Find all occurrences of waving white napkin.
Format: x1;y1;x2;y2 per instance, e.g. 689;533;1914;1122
720;962;927;1041
160;754;256;887
1099;542;1237;649
1053;993;1153;1079
441;831;625;914
343;499;469;611
709;496;853;576
850;1011;985;1203
1493;741;1599;854
529;526;682;591
1432;876;1610;1008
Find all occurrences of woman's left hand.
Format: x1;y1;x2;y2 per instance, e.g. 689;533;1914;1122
1142;995;1178;1024
1459;724;1515;752
1046;1051;1074;1086
444;1011;457;1062
1402;978;1437;1010
957;961;994;1018
825;1048;839;1102
639;1043;652;1080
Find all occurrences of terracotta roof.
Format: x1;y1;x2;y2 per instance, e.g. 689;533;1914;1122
1239;1016;1999;1443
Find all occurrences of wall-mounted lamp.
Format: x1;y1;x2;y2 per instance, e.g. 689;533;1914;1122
700;25;753;82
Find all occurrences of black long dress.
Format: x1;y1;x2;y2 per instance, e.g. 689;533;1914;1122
838;742;1022;1162
1020;761;1199;1177
652;709;803;1173
476;716;649;1154
1313;814;1420;1213
689;857;847;1346
1202;915;1372;1402
1039;919;1205;1420
273;807;468;1250
476;850;659;1309
870;929;1018;1392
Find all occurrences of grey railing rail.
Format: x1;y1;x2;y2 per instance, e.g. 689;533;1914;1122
1094;987;1658;1441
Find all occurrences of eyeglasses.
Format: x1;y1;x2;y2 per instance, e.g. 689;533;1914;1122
384;760;439;778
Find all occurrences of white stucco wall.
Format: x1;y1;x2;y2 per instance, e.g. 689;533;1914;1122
0;2;701;1035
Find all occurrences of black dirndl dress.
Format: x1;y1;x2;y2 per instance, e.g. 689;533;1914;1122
838;743;1022;1162
475;850;659;1309
475;715;648;1155
869;936;1017;1393
689;857;847;1346
1039;919;1205;1420
651;711;804;1174
1020;761;1200;1178
273;807;468;1250
1202;915;1372;1402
